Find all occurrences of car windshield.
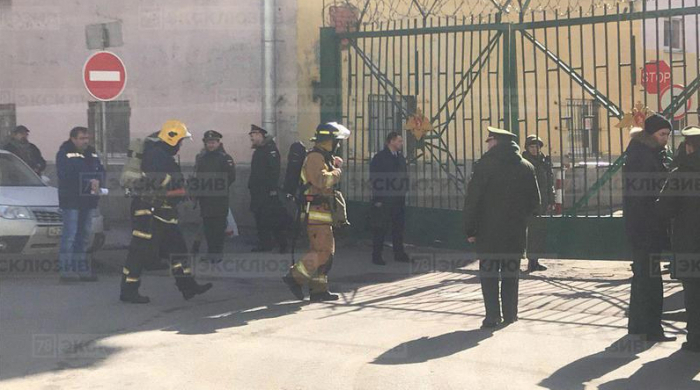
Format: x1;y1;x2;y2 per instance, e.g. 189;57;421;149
0;153;45;187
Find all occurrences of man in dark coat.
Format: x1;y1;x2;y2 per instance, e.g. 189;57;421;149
56;127;104;282
657;126;700;352
464;127;541;328
4;125;46;175
522;134;555;273
248;125;287;252
622;113;675;342
369;131;410;265
195;130;236;263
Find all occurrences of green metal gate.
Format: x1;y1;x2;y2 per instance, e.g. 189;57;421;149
318;2;700;259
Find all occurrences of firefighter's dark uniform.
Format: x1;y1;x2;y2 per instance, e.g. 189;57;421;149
195;130;236;261
120;121;213;304
248;126;287;252
283;123;350;302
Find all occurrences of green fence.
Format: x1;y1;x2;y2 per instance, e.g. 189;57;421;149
318;3;700;259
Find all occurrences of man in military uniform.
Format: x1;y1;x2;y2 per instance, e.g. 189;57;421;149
282;122;350;302
248;125;287;253
120;120;213;304
522;134;555;273
657;125;700;352
194;130;236;263
464;127;540;328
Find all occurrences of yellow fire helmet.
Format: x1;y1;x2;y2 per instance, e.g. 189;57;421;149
158;120;192;146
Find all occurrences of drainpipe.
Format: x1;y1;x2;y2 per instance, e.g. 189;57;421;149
263;0;277;137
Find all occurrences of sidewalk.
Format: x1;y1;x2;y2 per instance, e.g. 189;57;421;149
1;224;696;389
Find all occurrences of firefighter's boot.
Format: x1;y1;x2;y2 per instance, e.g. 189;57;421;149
176;276;213;300
282;270;305;300
120;278;150;304
310;291;339;302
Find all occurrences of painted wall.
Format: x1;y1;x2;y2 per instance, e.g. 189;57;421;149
0;0;299;226
0;0;298;165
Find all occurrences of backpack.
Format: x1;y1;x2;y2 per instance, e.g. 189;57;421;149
282;141;308;200
120;138;148;194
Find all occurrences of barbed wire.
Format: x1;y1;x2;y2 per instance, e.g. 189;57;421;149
323;0;655;25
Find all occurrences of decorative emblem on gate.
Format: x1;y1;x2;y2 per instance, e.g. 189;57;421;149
616;102;654;130
406;108;433;140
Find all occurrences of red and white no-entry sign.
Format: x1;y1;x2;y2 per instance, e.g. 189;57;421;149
659;84;693;121
83;51;127;101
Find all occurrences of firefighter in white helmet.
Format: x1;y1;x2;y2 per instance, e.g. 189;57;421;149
283;122;350;302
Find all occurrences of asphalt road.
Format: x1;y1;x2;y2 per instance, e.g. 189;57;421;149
0;242;698;389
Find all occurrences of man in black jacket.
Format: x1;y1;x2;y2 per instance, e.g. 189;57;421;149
370;131;410;265
464;127;540;329
120;120;213;304
248;125;287;252
522;134;555;273
4;125;46;175
657;126;700;352
195;130;236;263
622;113;675;342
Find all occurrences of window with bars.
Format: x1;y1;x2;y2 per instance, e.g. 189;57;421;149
664;19;683;50
368;94;416;158
565;99;600;160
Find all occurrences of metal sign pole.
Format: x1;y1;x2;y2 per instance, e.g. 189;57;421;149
101;100;108;168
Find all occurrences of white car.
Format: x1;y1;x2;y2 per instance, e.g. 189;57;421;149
0;150;104;256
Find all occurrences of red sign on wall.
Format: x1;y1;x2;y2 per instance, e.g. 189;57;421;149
641;61;671;95
83;51;127;101
329;5;359;50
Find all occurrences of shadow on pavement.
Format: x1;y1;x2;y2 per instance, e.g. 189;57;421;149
372;329;494;365
539;335;653;390
599;349;700;390
162;301;305;335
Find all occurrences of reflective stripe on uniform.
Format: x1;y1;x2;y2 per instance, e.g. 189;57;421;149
311;275;328;285
183;268;192;275
132;230;152;239
172;263;183;270
161;174;172;187
153;215;178;224
125;277;140;283
123;267;130;275
308;211;332;223
293;261;312;279
134;209;152;216
300;169;307;187
66;153;84;158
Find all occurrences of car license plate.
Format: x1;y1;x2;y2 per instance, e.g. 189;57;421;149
48;226;62;237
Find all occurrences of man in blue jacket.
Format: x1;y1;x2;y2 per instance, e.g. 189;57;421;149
56;127;104;282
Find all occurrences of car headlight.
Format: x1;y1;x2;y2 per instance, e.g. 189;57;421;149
0;205;33;220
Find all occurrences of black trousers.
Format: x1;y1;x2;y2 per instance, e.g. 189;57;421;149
371;202;406;258
124;199;190;282
479;259;521;322
683;281;700;346
628;247;664;336
253;207;288;249
202;216;227;257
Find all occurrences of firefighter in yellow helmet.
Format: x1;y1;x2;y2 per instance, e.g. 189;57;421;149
283;122;350;302
120;120;213;303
